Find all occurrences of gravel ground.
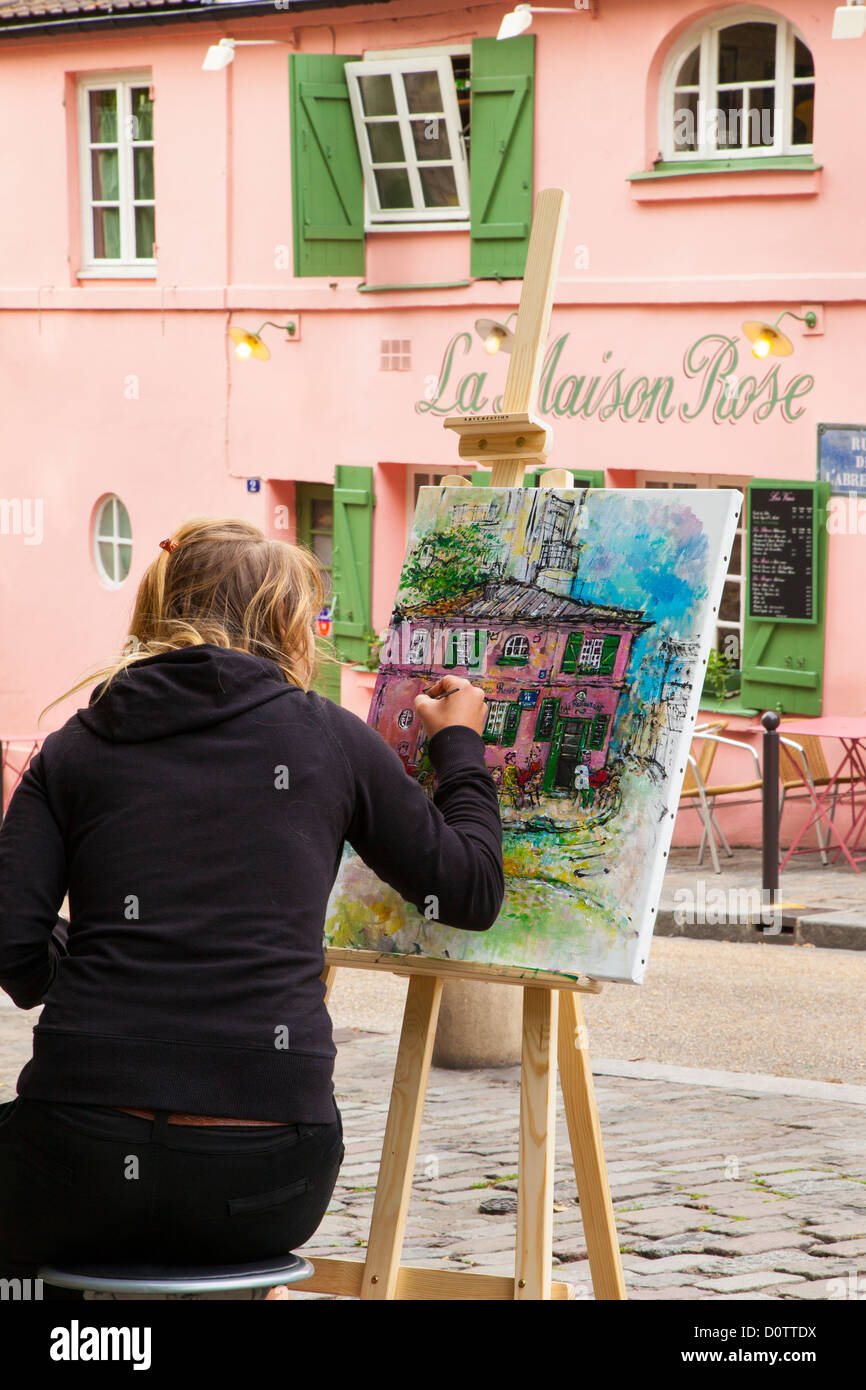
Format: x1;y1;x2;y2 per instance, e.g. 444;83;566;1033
327;936;866;1085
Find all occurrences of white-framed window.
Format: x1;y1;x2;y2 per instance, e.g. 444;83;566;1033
78;73;156;273
636;471;747;664
660;9;814;161
502;634;530;661
484;700;508;739
578;636;604;671
346;52;470;226
408;629;429;664
94;494;133;588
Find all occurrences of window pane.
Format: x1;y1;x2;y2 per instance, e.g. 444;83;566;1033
89;89;117;143
98;540;116;581
747;88;775;147
91;149;119;201
131;87;153;141
673;92;699;152
93;206;121;258
134;147;154;200
98;500;116;538
312;533;333;568
719;581;741;622
718;23;776;84
792;86;814;145
419;164;458;208
403;70;443;114
794;39;814;79
358;74;396;116
116;543;133;581
411;118;452;160
135;205;155;258
117;503;132;540
716;90;745;149
373;166;413;208
676;46;700;87
729;531;742;573
367;121;404;163
311;498;333;530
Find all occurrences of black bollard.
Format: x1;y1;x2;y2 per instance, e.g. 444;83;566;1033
762;711;781;903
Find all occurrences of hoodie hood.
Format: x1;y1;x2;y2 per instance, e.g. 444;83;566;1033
77;644;296;743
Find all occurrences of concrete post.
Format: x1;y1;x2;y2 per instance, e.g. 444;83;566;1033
431;978;523;1069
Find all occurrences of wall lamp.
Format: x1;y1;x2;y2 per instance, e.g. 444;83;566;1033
229;320;297;361
741;310;817;360
475;317;514;354
832;2;866;39
202;38;289;71
497;2;592;41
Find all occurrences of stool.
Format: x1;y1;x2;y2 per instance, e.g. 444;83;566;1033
38;1253;314;1299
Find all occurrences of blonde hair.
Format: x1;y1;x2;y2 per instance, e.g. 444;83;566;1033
40;516;330;727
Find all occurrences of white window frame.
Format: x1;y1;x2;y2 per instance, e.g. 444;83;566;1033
346;54;470;228
78;71;156;274
636;470;748;666
485;700;508;739
408;629;430;665
94;494;133;589
660;7;814;162
503;634;530;661
578;636;604;671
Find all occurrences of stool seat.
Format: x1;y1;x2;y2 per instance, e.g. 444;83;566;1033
38;1252;314;1295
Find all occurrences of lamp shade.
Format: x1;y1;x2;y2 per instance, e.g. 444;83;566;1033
229;327;270;361
497;5;534;41
832;4;866;38
475;317;514;354
741;320;794;359
202;40;236;71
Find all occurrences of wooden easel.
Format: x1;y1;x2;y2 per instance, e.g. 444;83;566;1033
297;189;626;1301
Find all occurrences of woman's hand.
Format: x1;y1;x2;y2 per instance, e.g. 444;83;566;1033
414;675;488;739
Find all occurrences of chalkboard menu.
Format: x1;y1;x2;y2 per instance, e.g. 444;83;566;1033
748;486;815;622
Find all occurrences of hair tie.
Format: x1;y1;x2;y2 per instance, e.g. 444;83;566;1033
159;538;178;554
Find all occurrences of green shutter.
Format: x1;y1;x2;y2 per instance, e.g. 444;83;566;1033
469;36;535;280
443;632;458;668
501;702;522;747
598;634;620;675
289;55;365;277
741;479;828;716
573;470;606;488
589;714;609;751
332;465;373;663
561;632;581;674
470;470;492;486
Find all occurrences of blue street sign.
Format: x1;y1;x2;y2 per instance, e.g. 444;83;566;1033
817;424;866;495
246;478;262;494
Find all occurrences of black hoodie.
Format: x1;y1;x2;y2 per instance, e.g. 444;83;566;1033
0;645;504;1121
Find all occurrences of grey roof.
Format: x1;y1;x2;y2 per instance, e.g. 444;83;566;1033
397;580;651;629
0;0;387;34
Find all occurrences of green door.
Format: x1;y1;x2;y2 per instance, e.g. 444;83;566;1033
296;483;341;703
544;718;591;794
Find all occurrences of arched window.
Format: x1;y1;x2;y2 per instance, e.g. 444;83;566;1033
661;9;814;161
502;634;530;661
94;494;132;588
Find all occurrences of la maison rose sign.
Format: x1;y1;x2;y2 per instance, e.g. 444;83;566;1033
416;331;815;425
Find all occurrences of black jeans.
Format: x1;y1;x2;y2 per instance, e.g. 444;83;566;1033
0;1097;344;1300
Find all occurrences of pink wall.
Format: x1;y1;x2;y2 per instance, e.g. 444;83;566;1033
1;0;864;854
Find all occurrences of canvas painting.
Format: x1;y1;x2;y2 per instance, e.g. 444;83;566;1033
324;486;742;984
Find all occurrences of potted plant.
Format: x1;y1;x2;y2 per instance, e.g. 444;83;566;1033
702;649;740;703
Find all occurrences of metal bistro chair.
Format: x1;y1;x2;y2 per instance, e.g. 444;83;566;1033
679;724;763;874
778;733;862;867
37;1253;314;1301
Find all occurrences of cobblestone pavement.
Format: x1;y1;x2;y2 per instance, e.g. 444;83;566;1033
295;1030;866;1301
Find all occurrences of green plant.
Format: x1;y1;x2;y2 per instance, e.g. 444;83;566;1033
360;628;386;671
705;648;738;701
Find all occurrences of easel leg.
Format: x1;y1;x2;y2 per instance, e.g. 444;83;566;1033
515;987;559;1300
361;974;443;1300
322;964;337;1006
557;991;627;1299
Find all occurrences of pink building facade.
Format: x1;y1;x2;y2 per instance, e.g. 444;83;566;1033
1;0;864;847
